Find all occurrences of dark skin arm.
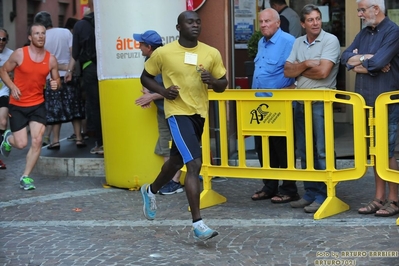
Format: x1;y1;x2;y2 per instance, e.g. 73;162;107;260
199;69;228;92
140;69;228;97
140;69;179;100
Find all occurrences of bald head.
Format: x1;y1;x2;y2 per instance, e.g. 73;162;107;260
260;8;280;22
258;8;281;39
177;11;198;25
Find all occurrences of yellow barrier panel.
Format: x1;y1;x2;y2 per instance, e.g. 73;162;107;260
374;91;399;225
198;89;370;219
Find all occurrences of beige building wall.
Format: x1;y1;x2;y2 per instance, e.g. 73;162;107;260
198;0;232;86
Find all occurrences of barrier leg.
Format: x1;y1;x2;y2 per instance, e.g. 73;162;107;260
199;188;227;209
314;181;349;219
199;163;227;209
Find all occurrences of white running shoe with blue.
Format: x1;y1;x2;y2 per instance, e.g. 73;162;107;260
140;184;157;220
193;222;219;241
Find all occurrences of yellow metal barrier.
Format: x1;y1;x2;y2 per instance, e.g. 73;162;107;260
374;91;399;225
198;89;370;219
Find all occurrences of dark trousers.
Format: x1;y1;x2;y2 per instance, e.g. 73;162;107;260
82;63;103;146
254;136;297;196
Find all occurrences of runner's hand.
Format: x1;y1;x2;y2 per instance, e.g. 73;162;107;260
163;85;179;100
50;79;58;90
10;87;21;100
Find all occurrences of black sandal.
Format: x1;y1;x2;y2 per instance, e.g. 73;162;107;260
251;190;275;201
76;139;87;148
47;142;60;150
271;193;300;204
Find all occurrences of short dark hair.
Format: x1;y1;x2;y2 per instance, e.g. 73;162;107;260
141;42;163;52
151;44;163;51
269;0;288;6
300;4;322;23
34;11;53;29
64;17;78;30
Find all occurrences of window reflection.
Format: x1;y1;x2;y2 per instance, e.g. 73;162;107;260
386;1;399;26
290;0;345;47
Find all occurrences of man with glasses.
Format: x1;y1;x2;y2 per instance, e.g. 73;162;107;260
341;0;399;217
357;4;375;14
284;4;340;213
0;29;13;170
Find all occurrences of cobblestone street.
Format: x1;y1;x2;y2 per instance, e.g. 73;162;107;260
1;125;399;265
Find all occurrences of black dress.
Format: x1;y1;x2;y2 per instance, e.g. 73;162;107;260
44;76;85;125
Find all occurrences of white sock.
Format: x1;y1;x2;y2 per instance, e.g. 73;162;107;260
193;220;204;229
20;175;27;181
147;185;156;197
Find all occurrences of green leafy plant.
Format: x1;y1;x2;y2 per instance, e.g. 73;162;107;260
247;30;263;59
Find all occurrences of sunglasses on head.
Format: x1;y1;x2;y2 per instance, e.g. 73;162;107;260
0;37;7;42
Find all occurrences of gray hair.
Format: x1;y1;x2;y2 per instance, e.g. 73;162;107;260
356;0;385;14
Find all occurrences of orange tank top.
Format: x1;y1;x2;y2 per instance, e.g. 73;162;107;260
11;46;50;107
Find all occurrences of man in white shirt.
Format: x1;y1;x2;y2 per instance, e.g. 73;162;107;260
34;11;86;150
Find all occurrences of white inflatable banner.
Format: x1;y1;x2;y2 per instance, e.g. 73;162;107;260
93;0;186;80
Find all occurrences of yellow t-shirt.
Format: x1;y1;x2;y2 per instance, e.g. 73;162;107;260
144;40;226;119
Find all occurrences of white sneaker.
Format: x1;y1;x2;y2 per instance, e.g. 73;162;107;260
193;222;218;241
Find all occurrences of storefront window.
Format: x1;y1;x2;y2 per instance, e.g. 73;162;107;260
290;0;345;46
386;1;399;26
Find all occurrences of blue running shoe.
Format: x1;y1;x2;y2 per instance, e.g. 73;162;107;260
159;180;184;195
20;176;36;190
140;184;157;220
193;223;219;241
1;130;12;157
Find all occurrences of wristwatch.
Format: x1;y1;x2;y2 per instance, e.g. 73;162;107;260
359;55;365;63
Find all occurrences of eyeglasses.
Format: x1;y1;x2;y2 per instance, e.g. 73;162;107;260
357;5;375;13
0;37;7;42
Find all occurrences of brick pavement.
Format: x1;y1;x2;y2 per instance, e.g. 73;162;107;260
1;125;399;265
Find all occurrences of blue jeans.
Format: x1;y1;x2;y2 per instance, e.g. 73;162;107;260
388;104;399;158
294;101;326;204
